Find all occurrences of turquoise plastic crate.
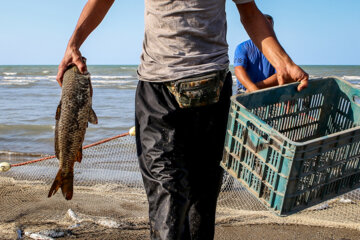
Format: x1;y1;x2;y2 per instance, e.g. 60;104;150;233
221;77;360;215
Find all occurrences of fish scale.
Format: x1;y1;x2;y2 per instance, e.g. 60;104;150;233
48;64;98;200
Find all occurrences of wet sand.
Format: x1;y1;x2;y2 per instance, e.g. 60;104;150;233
1;177;360;240
4;223;360;240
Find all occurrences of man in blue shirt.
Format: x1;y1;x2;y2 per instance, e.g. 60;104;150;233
234;14;279;93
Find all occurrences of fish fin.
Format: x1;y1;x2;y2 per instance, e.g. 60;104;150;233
55;136;59;160
61;173;74;200
54;101;61;159
48;169;62;198
48;169;74;200
88;108;98;124
55;101;61;120
55;121;60;159
75;148;82;163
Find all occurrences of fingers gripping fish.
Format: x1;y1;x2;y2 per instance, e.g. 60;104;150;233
48;64;98;200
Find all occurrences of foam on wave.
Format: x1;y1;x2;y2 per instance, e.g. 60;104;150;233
3;72;17;76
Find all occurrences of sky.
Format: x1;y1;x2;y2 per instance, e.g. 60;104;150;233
0;0;359;65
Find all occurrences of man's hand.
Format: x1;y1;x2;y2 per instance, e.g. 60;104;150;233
277;63;309;92
56;48;87;87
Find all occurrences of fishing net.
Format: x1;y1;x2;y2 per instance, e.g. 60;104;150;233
1;134;360;239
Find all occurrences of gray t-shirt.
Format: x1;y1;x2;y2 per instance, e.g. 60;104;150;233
137;0;254;82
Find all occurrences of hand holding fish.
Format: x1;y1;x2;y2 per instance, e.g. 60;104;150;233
56;48;87;87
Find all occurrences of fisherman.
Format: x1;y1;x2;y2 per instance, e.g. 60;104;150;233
234;14;280;94
56;0;308;239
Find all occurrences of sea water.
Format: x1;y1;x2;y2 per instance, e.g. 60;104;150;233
1;65;360;156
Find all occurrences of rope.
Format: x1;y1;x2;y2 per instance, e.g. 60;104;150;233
10;132;130;168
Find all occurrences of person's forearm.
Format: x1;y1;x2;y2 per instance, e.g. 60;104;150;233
235;2;309;91
255;73;277;89
56;0;115;85
68;0;115;50
236;2;294;71
234;66;259;92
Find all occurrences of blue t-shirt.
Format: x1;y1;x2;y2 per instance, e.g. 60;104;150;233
234;40;275;90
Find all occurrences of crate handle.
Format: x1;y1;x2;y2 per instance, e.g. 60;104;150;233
246;121;270;144
237;108;278;144
353;95;360;105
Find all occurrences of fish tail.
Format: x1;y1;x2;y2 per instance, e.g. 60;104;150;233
48;169;74;200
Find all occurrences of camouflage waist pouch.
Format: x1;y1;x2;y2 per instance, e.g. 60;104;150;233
165;69;228;108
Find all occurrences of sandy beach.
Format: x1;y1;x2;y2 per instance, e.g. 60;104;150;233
2;136;360;240
2;176;360;240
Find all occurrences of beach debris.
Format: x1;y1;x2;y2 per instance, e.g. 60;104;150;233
38;229;72;238
67;209;83;223
24;232;55;240
24;228;72;239
0;162;11;172
66;209;124;229
68;223;81;229
39;229;66;238
96;218;121;228
129;126;136;136
48;62;97;200
16;227;23;239
309;202;330;211
339;197;355;204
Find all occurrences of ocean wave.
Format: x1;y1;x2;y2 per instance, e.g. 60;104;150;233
0;150;46;158
343;76;360;81
120;66;137;70
91;79;137;84
2;74;136;81
0;76;57;86
0;79;37;86
3;72;17;76
0;124;54;131
115;85;138;89
3;78;36;83
0;83;34;87
91;75;135;80
93;85;138;89
42;70;50;74
3;76;48;80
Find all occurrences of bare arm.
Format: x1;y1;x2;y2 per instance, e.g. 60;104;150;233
236;2;308;91
235;66;278;92
56;0;115;86
255;73;278;89
234;66;259;92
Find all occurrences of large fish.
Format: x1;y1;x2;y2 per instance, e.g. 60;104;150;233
48;64;98;200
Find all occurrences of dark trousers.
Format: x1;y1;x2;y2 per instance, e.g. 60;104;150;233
135;72;232;240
